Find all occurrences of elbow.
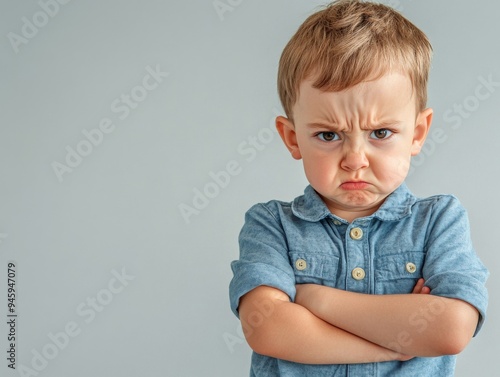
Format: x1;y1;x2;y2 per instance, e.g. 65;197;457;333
243;326;264;354
243;323;277;357
239;308;281;357
238;287;291;357
241;312;290;358
433;304;478;355
436;334;470;356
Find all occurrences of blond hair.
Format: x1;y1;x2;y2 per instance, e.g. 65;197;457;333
277;0;432;119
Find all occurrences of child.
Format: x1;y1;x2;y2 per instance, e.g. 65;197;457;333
229;1;489;376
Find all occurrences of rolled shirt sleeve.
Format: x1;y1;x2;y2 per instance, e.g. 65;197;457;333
422;196;489;336
229;203;296;318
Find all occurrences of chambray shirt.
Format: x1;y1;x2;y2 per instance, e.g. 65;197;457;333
229;183;489;377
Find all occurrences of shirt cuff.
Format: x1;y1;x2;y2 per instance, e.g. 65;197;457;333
229;261;296;318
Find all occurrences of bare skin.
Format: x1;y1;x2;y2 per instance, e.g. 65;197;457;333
293;279;477;357
239;279;477;364
239;279;439;364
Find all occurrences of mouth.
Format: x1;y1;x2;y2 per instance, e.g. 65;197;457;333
340;181;370;190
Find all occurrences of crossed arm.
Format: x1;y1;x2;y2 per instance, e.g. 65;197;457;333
238;279;478;364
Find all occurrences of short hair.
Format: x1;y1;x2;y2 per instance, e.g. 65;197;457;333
277;0;433;119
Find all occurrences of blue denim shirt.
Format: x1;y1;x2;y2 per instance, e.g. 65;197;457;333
229;183;489;377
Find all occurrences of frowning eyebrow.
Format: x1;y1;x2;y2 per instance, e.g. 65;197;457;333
306;121;401;131
306;122;341;130
362;121;401;130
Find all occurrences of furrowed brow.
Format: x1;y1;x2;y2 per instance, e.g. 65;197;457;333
306;122;341;131
361;121;401;130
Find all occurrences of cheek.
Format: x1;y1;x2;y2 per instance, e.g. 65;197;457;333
372;153;411;183
302;152;339;183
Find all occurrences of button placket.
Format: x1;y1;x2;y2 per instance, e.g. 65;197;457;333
346;225;369;290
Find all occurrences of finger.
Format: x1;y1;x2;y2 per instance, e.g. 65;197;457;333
399;354;414;361
412;278;425;294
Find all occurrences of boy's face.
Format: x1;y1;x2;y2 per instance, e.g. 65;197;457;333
277;73;433;222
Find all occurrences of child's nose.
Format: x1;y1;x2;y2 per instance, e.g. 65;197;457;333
340;145;369;171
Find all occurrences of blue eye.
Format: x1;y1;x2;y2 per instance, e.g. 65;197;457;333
317;132;339;142
370;129;393;140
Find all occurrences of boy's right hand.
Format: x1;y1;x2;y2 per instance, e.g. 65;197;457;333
412;278;431;294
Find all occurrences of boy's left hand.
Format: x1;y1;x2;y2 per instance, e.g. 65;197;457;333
412;278;431;294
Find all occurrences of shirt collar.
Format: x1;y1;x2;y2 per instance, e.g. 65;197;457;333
291;183;417;223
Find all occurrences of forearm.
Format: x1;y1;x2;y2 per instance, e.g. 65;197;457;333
296;285;478;356
239;286;408;364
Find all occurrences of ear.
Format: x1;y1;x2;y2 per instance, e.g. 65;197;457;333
411;108;433;156
276;116;302;160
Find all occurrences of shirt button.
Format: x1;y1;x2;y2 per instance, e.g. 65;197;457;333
295;259;307;271
352;267;366;280
349;227;363;240
333;219;342;226
406;262;417;273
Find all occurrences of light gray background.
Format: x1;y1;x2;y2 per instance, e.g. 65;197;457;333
1;1;498;376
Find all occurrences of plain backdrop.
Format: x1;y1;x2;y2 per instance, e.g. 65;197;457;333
1;1;498;376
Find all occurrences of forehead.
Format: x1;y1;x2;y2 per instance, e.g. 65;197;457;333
294;73;415;123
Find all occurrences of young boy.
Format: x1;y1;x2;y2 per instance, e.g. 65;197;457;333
229;1;489;376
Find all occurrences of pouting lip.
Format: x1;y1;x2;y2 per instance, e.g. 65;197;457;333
340;180;369;184
340;180;370;189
